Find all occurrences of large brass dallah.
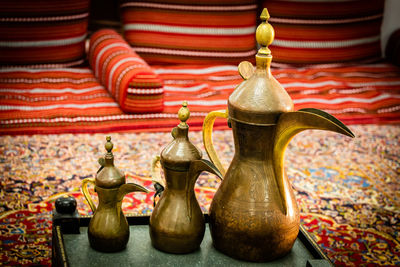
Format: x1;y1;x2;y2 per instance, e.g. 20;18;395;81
202;9;355;262
150;102;222;254
82;136;148;252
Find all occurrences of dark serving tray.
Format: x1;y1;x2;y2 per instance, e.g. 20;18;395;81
52;214;332;267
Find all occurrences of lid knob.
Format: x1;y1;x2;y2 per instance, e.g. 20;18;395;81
228;8;294;125
104;136;114;165
161;100;202;170
105;136;113;153
178;101;190;127
96;136;126;188
256;8;275;57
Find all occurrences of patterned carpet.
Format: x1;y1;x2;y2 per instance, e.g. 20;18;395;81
0;124;399;266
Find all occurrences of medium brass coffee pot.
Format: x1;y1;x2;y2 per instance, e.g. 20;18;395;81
150;102;222;254
82;136;148;252
202;9;355;262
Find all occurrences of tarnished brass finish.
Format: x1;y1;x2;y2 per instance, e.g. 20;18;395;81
82;136;148;252
202;8;355;262
229;8;293;126
150;101;222;254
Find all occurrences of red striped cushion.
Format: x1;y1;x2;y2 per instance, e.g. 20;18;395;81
120;0;258;65
1;63;399;135
0;0;90;68
89;29;164;113
262;0;385;65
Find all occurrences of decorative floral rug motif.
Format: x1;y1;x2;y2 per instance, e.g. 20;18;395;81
0;124;399;266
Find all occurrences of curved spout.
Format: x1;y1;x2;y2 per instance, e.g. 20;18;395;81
188;159;223;183
273;108;354;215
116;183;148;222
117;183;149;203
187;159;223;220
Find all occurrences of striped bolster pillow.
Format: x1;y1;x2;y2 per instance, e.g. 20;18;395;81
0;0;89;68
263;0;385;65
120;0;258;65
89;29;164;113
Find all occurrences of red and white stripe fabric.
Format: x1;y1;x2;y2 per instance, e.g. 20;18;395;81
0;63;399;135
263;0;385;65
88;29;164;113
0;0;90;68
120;0;258;65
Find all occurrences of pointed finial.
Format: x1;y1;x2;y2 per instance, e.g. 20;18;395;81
260;8;270;21
256;8;275;56
105;136;113;153
178;101;190;127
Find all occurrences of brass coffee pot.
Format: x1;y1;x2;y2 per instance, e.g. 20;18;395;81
82;136;148;252
150;101;222;254
202;9;355;262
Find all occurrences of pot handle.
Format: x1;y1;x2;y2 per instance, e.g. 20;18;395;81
82;178;96;213
151;155;165;207
202;109;228;177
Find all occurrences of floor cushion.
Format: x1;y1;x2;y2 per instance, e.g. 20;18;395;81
120;0;258;65
262;0;385;65
0;62;399;135
0;0;90;67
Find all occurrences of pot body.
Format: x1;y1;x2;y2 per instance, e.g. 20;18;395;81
88;187;129;252
209;121;299;262
150;167;205;254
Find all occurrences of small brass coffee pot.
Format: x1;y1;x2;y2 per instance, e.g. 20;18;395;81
82;136;148;252
150;101;222;254
202;9;355;262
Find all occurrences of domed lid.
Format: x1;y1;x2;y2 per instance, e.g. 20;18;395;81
96;136;125;188
160;101;202;171
228;8;294;125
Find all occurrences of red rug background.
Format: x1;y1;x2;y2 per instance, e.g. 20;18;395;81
1;126;399;266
